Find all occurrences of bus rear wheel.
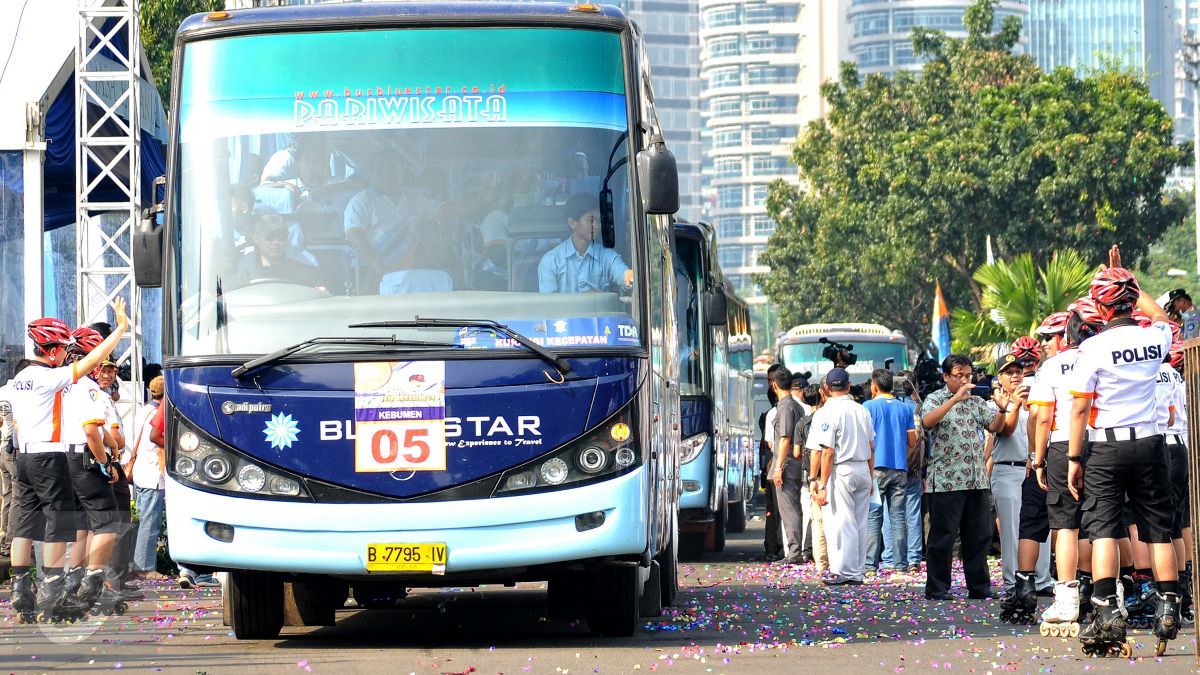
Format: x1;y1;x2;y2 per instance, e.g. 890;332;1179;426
586;564;639;637
656;529;679;608
228;570;284;640
726;498;748;533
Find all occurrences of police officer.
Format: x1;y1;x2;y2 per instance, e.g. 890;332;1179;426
60;327;125;614
1030;302;1104;632
3;298;128;622
1068;257;1179;654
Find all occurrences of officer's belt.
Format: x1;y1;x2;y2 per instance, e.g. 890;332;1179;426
21;441;68;454
1087;425;1160;442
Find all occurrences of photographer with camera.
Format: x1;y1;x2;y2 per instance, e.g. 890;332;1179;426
920;354;1009;600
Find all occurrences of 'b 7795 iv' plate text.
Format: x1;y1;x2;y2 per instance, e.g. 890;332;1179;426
366;543;447;574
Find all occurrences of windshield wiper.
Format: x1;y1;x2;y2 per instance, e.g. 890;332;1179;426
348;316;573;376
231;336;456;379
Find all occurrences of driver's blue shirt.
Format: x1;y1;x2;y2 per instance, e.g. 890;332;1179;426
538;239;630;293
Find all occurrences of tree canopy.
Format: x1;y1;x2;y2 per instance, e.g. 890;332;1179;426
758;0;1188;348
141;0;223;105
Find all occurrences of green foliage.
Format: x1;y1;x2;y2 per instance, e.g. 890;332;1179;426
140;0;223;104
1135;207;1197;299
949;250;1094;356
758;0;1188;349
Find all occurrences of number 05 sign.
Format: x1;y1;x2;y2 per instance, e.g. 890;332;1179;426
353;361;447;472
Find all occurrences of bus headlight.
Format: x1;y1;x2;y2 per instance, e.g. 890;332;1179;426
170;413;310;501
679;433;708;465
495;404;639;496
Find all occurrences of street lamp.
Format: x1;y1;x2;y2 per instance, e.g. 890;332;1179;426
1181;31;1200;276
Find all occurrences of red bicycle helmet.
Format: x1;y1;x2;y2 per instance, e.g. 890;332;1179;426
1131;309;1153;328
1066;297;1106;345
1010;335;1042;364
1170;342;1184;370
68;327;103;355
1168;320;1182;343
27;317;72;348
1036;312;1070;336
1089;267;1140;309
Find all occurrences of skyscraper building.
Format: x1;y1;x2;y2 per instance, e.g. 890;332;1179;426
846;0;1028;76
1026;0;1175;122
619;0;704;221
697;0;845;309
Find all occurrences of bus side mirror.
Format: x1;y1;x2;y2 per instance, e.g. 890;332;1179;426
637;134;679;215
134;175;167;288
706;287;728;325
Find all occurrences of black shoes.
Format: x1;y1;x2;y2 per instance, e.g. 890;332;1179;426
925;591;953;601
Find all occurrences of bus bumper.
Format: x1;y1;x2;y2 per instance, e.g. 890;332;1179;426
165;467;648;575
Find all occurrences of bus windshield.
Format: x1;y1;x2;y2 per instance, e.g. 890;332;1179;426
673;237;704;396
781;341;908;381
175;27;640;356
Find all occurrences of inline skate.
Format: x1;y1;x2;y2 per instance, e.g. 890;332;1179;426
1152;591;1182;657
1079;594;1133;658
1124;573;1156;629
10;569;36;624
1000;572;1038;624
1040;580;1080;637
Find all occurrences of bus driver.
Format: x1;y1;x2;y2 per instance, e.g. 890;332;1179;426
538;192;634;294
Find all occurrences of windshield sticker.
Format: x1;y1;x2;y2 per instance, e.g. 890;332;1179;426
455;317;639;349
353;361;447;472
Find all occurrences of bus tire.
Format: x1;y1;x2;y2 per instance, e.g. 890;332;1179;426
587;564;639;637
726;499;748;533
284;578;347;626
228;570;284;640
657;530;679;608
547;576;587;621
639;561;663;617
679;532;705;561
712;505;727;553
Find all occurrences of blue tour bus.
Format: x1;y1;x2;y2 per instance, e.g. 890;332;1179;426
134;2;683;639
670;221;755;555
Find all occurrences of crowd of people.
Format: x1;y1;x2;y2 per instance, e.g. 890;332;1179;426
758;245;1193;656
0;300;213;623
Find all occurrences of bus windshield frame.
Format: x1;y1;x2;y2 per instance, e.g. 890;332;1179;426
781;340;908;380
168;24;645;359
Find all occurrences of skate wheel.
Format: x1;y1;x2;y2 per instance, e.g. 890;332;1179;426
1040;624;1052;636
1067;623;1079;638
1156;639;1168;657
1119;642;1133;658
115;602;127;615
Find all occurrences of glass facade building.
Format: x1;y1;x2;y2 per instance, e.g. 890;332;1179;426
698;0;844;304
1027;0;1175;126
847;0;1029;76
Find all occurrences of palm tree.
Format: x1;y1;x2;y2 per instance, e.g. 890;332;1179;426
950;250;1095;361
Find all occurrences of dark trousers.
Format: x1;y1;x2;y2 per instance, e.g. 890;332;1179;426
764;483;783;557
109;479;133;582
776;468;805;560
925;489;993;596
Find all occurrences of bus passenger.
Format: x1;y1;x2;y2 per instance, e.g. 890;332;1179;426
230;211;330;292
537;193;633;294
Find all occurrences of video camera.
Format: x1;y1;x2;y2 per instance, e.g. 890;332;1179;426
818;337;858;367
911;351;944;398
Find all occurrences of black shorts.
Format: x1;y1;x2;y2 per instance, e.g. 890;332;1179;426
1018;469;1050;541
13;452;78;543
1081;434;1174;544
1046;442;1085;532
1169;439;1190;538
66;451;121;534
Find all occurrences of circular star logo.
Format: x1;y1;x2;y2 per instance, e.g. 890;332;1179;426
263;412;300;450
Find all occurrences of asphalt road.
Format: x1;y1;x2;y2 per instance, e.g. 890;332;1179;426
2;516;1199;673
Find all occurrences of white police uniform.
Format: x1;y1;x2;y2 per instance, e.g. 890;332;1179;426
808;393;874;582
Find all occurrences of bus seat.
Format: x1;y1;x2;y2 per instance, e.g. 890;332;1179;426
308;243;358;296
509;237;560;293
252;185;296;215
291;211;343;242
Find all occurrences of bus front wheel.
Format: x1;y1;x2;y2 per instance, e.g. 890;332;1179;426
228;570;284;640
727;498;748;533
586;564;639;637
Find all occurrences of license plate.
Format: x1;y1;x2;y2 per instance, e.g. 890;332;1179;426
365;543;447;574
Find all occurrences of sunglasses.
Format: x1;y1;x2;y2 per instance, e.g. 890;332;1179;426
259;228;289;242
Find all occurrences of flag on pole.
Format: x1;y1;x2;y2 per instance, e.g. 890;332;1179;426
985;235;995;265
932;281;951;361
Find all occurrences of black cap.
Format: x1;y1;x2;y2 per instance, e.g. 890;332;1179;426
1169;288;1191;303
790;374;810;390
826;368;850;388
996;353;1021;374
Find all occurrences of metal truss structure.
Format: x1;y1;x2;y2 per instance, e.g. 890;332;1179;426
76;0;143;404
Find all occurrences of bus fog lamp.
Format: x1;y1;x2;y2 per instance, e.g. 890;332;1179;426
574;511;606;532
503;471;536;491
201;455;232;483
614;447;636;467
609;423;630;442
539;458;569;485
204;521;235;542
269;476;301;496
176;456;196;477
179;432;201;453
236;464;266;492
682;480;701;493
577;447;607;473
